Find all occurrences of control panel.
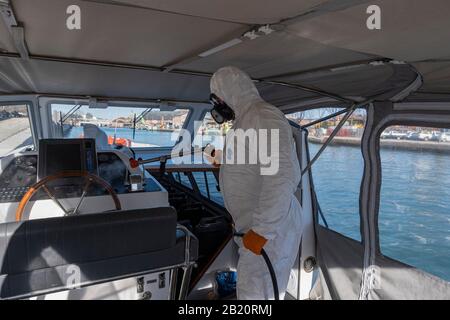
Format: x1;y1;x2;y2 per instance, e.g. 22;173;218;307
0;186;31;203
0;152;160;203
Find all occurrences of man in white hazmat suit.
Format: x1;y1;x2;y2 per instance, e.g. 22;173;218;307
208;66;303;300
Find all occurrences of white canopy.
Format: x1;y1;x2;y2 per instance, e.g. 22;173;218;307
0;0;449;106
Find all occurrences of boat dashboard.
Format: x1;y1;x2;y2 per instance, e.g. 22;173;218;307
0;151;162;202
0;139;169;223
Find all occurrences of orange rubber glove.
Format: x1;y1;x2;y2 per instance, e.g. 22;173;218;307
242;229;268;255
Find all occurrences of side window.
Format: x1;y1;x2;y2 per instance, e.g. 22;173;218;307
0;104;34;156
287;108;367;241
178;172;192;188
193;171;223;205
172;171;223;205
379;125;450;281
190;112;228;205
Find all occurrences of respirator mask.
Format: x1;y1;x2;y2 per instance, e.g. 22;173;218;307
210;93;235;124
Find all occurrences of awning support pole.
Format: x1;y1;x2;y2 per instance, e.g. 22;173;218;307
301;102;370;177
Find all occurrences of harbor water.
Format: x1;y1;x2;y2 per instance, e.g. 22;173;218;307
309;143;450;281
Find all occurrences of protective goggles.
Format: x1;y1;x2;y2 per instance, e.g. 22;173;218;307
210;93;235;124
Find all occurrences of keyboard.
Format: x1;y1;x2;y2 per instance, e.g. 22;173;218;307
0;187;30;203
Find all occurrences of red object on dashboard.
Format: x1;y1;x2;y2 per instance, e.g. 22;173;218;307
129;158;139;169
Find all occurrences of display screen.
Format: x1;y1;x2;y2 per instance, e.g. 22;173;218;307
38;139;97;180
45;143;83;176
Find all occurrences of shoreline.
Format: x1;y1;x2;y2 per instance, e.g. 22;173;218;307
308;136;450;153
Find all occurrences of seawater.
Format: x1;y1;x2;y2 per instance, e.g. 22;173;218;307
309;143;450;281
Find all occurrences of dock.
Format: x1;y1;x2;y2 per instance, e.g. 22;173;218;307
308;136;450;153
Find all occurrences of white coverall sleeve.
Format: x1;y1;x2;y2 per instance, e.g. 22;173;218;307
251;110;300;240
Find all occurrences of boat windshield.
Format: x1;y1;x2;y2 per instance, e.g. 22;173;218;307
50;104;190;148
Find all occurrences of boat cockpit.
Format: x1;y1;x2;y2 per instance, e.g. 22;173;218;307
0;99;235;300
1;138;166;221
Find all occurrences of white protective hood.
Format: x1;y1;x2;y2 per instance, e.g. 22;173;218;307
210;66;263;119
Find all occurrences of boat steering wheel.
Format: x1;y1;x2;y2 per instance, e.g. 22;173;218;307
15;171;122;221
